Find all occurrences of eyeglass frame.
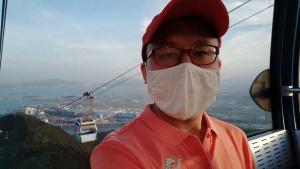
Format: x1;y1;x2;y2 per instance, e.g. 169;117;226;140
145;45;220;67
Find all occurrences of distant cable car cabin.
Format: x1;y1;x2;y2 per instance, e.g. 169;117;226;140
74;92;97;143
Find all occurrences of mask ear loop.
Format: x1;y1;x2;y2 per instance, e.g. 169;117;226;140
144;61;153;71
145;62;148;70
217;36;222;70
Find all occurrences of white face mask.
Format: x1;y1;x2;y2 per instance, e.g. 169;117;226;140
146;63;220;120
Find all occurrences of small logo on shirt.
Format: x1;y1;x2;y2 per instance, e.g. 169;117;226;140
165;158;181;169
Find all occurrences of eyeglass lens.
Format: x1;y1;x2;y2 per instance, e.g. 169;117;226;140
154;46;217;67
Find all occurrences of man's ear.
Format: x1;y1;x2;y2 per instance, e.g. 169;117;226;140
218;59;222;69
141;63;147;84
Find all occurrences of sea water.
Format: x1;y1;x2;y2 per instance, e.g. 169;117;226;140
0;85;86;114
0;84;147;115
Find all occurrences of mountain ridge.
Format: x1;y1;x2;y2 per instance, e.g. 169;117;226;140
0;114;92;169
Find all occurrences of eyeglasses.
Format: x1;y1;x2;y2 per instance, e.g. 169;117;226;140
146;45;219;67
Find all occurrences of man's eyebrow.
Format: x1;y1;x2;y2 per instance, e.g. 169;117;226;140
157;41;177;46
193;40;211;45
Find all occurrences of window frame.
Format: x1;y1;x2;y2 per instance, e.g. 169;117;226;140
268;0;300;131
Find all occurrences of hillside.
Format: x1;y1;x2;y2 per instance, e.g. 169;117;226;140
0;114;112;169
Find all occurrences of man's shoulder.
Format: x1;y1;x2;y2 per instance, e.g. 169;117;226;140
98;114;152;149
91;120;146;168
208;115;247;137
91;115;158;168
208;115;237;127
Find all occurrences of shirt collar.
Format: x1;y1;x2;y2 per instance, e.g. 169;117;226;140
202;112;219;138
140;105;219;146
140;105;188;147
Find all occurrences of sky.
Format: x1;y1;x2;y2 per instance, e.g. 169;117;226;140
0;0;274;88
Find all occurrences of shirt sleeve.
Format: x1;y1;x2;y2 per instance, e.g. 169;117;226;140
90;140;143;169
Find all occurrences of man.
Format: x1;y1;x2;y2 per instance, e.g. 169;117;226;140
91;0;255;168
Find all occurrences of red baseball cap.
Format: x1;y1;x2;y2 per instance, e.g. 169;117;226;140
141;0;229;62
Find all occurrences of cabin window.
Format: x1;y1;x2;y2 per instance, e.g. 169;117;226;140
206;0;275;136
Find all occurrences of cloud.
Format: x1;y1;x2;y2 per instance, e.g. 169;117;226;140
140;19;152;34
139;0;169;34
3;0;275;86
220;25;271;86
55;40;126;52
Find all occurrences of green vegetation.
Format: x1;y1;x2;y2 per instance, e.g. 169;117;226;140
0;114;112;169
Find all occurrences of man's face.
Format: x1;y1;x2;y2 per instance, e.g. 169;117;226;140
140;17;222;118
142;17;220;75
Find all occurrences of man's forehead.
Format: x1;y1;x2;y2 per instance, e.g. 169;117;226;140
151;17;218;40
151;39;214;48
149;17;218;43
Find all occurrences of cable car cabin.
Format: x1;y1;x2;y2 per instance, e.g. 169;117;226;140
75;118;97;143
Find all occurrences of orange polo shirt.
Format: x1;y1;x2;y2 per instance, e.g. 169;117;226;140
90;105;255;169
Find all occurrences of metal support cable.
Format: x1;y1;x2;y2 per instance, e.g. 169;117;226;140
93;72;141;97
55;65;141;111
69;72;141;108
228;0;252;13
230;4;274;28
0;0;7;73
61;63;141;108
90;63;141;93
